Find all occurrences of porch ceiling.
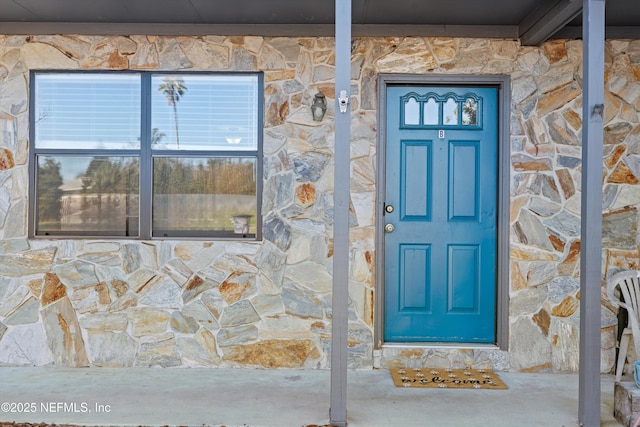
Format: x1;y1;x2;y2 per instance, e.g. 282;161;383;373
1;0;639;45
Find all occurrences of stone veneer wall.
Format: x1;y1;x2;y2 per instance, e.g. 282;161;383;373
0;35;639;372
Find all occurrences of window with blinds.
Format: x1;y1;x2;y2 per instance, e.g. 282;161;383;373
29;71;263;240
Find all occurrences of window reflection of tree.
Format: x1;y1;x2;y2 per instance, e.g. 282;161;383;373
153;158;256;231
462;98;477;125
79;157;138;232
158;78;187;149
37;158;64;229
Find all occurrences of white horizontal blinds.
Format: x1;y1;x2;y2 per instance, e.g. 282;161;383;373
151;74;258;151
34;73;141;150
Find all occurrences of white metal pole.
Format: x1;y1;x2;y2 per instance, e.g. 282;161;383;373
579;0;605;426
330;0;351;426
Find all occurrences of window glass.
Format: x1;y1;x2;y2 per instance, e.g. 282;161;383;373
443;98;459;125
423;98;439;125
36;155;139;236
151;75;259;151
462;98;478;125
403;97;419;125
34;74;141;150
31;71;262;240
152;157;257;237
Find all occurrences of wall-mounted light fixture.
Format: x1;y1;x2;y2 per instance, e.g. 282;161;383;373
311;92;327;121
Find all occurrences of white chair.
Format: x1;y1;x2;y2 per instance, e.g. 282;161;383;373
607;270;640;382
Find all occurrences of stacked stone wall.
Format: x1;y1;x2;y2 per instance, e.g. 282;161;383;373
0;34;638;371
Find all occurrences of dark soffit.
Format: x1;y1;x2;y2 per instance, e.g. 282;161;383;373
0;0;639;44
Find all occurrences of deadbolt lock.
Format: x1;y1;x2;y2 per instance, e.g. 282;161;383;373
385;204;394;213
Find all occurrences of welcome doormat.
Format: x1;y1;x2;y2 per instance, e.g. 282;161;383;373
390;367;508;389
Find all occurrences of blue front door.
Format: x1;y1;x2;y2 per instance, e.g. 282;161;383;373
384;86;498;343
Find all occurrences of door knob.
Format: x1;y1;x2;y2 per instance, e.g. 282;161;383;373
385;223;395;233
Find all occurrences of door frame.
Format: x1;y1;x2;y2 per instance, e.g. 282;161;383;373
375;73;510;350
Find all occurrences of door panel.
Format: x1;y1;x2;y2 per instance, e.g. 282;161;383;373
384;86;498;343
401;142;431;219
399;244;431;311
448;244;479;312
449;142;478;220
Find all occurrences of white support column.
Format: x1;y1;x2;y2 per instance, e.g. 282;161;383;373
579;0;605;426
330;0;351;426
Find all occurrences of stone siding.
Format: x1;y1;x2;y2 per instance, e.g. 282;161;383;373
0;34;639;371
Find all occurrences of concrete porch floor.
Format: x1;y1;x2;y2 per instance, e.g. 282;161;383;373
0;368;623;427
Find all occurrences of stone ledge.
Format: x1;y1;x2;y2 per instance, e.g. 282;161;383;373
615;381;640;427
